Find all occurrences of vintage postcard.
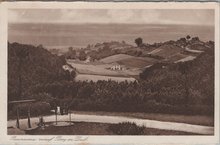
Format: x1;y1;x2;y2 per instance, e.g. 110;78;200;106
0;1;219;145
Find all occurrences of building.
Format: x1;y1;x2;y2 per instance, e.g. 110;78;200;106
110;64;125;71
62;65;74;72
84;56;91;63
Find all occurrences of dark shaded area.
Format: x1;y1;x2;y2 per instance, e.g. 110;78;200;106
108;122;145;135
8;42;74;101
25;122;200;135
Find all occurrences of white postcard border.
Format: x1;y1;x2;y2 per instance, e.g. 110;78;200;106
0;2;219;144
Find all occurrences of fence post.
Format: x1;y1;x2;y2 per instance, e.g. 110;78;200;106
55;107;57;125
69;110;71;125
16;107;20;129
27;105;31;128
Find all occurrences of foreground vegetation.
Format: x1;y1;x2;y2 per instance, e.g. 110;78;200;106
71;111;214;126
25;122;199;135
8;38;214;118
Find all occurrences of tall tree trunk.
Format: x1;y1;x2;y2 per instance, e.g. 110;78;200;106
18;58;22;99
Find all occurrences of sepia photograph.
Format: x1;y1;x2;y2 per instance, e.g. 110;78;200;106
6;5;216;137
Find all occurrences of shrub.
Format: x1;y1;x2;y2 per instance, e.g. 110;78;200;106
108;122;145;135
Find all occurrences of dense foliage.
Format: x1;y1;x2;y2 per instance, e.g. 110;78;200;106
8;42;73;101
108;122;145;135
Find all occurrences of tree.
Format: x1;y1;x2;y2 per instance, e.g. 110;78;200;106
135;37;143;47
192;37;199;42
68;47;73;52
66;47;76;59
179;37;186;42
15;47;29;99
79;51;87;61
186;35;191;40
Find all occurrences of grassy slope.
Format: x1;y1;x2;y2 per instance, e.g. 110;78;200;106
100;54;135;63
100;53;157;68
153;44;182;58
118;57;156;68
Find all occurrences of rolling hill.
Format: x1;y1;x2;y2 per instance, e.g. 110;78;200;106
100;54;135;63
150;44;183;58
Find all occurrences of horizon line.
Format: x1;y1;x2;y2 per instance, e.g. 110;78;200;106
8;22;214;27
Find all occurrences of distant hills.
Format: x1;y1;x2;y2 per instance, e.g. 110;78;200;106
63;36;214;69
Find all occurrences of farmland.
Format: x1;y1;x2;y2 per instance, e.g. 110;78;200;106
67;59;142;76
151;44;182;58
75;74;136;82
117;57;157;68
67;40;208;82
100;54;135;63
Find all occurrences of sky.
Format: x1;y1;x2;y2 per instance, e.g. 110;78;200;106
8;9;214;26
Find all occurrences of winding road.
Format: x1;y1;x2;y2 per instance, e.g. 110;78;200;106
8;113;214;135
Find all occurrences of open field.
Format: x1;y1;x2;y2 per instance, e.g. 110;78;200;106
75;74;136;82
118;57;156;68
175;55;197;63
72;111;214;126
167;53;189;62
67;59;142;76
25;122;199;135
153;44;182;58
100;54;135;63
148;48;162;54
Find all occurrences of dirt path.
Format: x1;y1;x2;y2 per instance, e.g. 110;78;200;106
8;113;214;135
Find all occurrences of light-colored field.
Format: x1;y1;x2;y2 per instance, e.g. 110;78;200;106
75;74;136;82
67;59;142;76
100;53;157;68
185;47;204;53
118;57;156;68
100;54;135;63
175;56;196;63
166;53;188;62
148;48;162;54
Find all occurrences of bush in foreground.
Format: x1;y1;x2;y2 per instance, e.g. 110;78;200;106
108;122;145;135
